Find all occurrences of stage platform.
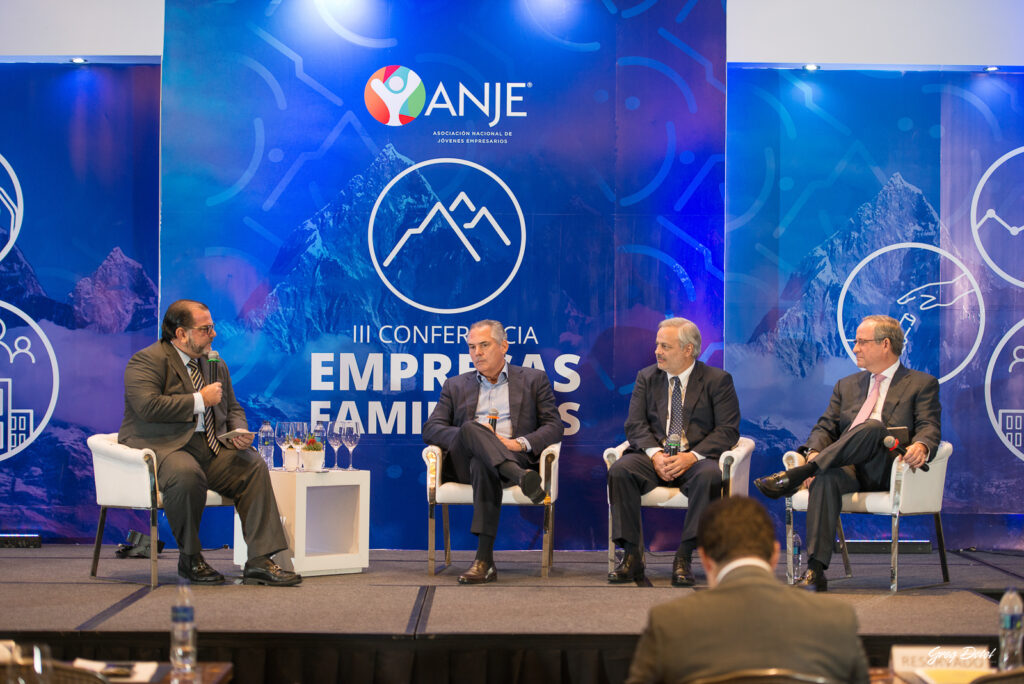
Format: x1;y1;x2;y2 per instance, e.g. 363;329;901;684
0;545;1020;683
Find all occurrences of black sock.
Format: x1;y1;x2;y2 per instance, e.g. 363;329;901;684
497;460;524;482
475;534;495;563
622;541;640;558
788;462;820;484
808;558;825;573
676;540;696;562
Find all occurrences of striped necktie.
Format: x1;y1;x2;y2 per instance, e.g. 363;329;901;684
187;358;221;456
669;376;685;438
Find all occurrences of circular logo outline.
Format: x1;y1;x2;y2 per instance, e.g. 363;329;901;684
367;158;526;315
971;145;1024;289
0;152;25;265
984;318;1024;464
836;241;984;384
0;300;60;463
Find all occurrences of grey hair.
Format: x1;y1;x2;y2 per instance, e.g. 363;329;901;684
862;314;904;356
470;319;507;344
659;317;701;354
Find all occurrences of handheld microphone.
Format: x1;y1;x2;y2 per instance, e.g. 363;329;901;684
488;407;498;432
666;433;680;456
207;350;220;384
883;435;929;472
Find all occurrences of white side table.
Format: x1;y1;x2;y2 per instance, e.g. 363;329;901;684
234;469;370;575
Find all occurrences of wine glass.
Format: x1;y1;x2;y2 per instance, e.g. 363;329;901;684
310;421;328;471
326;420;343;470
340;420;361;470
291;421;309;454
273;421;290;470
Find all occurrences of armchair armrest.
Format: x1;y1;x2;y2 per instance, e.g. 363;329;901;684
891;440;952;514
539;442;561;499
87;433;158;509
603;441;630;470
422;445;443;504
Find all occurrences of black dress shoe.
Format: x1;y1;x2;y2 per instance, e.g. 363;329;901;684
795;567;827;591
458;560;497;584
178;553;225;584
608;552;645;583
518;470;545;504
671;556;695;587
243;556;302;586
754;470;804;499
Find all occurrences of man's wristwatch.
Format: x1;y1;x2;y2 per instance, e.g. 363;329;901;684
515;437;530;453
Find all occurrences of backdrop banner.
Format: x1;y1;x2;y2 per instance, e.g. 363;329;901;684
726;68;1024;548
0;64;160;542
161;1;727;550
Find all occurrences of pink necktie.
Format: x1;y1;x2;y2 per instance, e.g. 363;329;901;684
850;373;885;429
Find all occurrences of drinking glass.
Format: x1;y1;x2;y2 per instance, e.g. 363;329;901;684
273;421;290;470
291;421;309;454
326;420;343;469
340;420;361;470
310;421;328;471
8;643;53;684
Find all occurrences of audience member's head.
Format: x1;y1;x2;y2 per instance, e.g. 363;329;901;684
697;496;779;587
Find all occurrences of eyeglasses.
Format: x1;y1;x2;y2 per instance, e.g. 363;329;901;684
853;337;882;346
187;324;216;335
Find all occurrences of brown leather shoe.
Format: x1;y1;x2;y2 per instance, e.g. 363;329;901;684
177;553;225;584
795;567;827;591
671;556;695;587
754;470;804;499
243;556;302;586
458;560;497;584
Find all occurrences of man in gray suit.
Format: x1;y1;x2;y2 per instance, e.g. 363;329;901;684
423;319;563;584
627;496;869;684
119;299;299;586
608;317;740;586
755;314;941;590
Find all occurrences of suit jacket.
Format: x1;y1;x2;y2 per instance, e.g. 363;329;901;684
624;361;740;459
803;364;941;458
119;340;248;458
422;364;563;459
626;565;869;684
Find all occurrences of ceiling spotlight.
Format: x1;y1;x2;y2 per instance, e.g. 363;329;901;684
984;66;999;72
70;57;88;64
803;64;819;72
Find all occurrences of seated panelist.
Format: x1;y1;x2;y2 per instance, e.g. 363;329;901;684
607;317;740;586
423;319;564;584
119;299;300;586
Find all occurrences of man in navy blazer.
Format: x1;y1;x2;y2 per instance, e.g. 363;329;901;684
756;314;941;590
608;317;741;586
423;319;564;584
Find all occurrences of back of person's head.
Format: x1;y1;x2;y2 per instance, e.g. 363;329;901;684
161;299;208;342
697;496;775;565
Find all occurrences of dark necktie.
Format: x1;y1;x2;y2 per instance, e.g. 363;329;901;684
187;358;221;456
669;376;685;438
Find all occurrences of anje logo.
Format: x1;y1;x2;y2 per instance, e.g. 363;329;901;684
364;66;426;127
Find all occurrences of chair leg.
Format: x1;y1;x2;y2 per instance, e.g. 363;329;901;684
934;512;950;583
541;502;553;578
427;503;436;576
150;507;159;590
442;504;451;567
90;507;108;578
546;505;555;569
608;505;616;573
837;517;852;578
890;512;901;593
785;498;794;583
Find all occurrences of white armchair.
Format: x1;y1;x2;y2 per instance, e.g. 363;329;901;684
422;442;561;577
603;437;755;571
782;440;952;592
86;433;234;589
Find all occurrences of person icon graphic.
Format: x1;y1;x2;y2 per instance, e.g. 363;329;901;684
1009;345;1024;374
0;318;36;364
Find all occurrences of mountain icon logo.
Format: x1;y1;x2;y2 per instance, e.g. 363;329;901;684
368;158;526;315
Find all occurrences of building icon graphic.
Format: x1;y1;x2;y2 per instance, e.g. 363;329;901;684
999;409;1024;449
0;377;35;453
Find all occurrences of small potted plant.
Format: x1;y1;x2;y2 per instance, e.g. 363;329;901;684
300;435;325;472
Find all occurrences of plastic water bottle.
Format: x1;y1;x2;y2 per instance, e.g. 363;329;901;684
792;532;804;578
171;581;196;678
999;587;1023;671
258;420;275;470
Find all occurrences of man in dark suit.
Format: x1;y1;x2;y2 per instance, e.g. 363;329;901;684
626;497;869;684
608;317;740;586
756;314;941;591
423;319;564;584
119;299;299;586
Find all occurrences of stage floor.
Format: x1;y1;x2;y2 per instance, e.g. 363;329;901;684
0;545;1020;681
